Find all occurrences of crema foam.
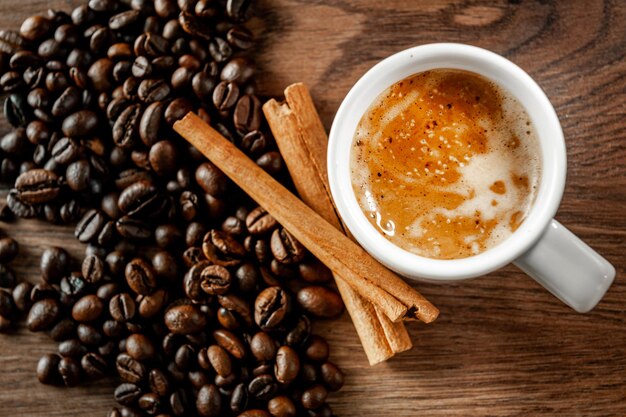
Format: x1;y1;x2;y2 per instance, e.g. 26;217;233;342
350;69;542;260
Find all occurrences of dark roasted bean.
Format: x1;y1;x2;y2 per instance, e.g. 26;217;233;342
37;353;61;385
301;384;328;410
116;353;146;384
164;304;206;334
297;286;344;319
268;396;297;417
27;298;60;331
196;384;222;417
275;346;300;384
248;374;276;401
254;286;288;330
125;258;157;295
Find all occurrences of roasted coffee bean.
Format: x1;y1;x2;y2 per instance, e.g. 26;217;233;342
164;304;206;334
154;224;182;249
248;374;276;401
212;81;239;111
40;246;70;283
256;151;284;175
217;307;239;330
125;258;157;295
151;250;178;282
116;353;146;384
182;246;205;267
109;10;141;30
81;254;104;284
212;329;246;360
222;382;246;412
138;288;167;318
88;58;114;92
10;50;43;70
218;294;253;327
284;315;310;348
65;159;91;191
52;86;81;117
202;230;245;267
183;260;209;301
246;207;276;235
27;298;60;331
149;140;177;176
5;93;31;128
0;237;18;264
1;71;24;92
113;104;141;148
221;57;255;84
118;180;161;217
58;356;81;386
196;384;222;417
12;282;33;312
178;11;212;40
138;101;163;147
254;286;288;330
304;335;330;363
109;292;135;322
75;209;107;243
49;318;76;342
126;333;156;361
59;339;88;358
270;228;305;265
37;353;61;385
174;343;196;370
196;162;227;196
208;37;232;62
164;98;193;125
233;94;261;134
138;392;161;414
268;396;297;417
116;216;152;240
89;0;118;12
115;383;143;405
138;78;171;103
240;130;267;157
7;190;40;218
72;294;104;322
76;324;102;347
200;265;231;295
298;261;332;284
62;110;98;137
51;137;81;165
20;15;51;41
320;362;344;391
275;346;300;384
250;331;276;362
1;128;30;156
148;368;170;397
301;384;328;410
206;345;232;377
227;26;253;50
171;66;194;90
297;287;344;319
191;71;215;100
227;0;252;21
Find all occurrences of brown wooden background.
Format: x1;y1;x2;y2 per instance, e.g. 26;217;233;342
0;0;624;415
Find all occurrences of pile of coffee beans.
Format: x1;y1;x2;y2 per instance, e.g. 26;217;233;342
0;0;346;416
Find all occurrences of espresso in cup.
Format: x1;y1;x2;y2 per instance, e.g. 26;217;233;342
350;69;542;260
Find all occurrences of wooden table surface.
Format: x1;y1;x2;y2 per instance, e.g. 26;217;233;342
0;0;624;416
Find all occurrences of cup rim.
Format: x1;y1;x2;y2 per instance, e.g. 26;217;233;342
327;43;567;280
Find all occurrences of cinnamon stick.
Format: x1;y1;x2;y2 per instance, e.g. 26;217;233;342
173;113;439;324
263;83;412;363
280;84;415;352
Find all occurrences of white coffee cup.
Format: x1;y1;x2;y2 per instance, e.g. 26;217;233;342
327;43;615;313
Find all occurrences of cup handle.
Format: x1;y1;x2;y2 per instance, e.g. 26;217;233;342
513;219;615;313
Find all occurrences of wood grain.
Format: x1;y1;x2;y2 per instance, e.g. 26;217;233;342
0;0;624;416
